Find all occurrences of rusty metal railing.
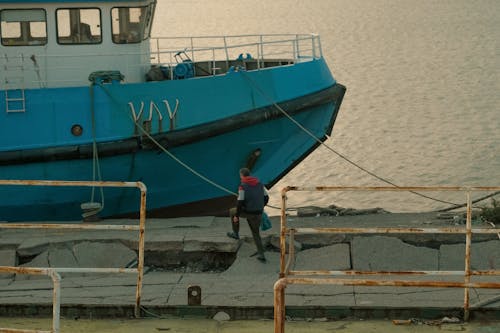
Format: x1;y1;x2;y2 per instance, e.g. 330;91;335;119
274;186;500;333
0;180;147;333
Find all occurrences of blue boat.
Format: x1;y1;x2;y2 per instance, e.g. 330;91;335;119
0;0;345;221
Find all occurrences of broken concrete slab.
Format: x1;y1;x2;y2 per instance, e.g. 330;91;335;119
72;241;137;268
352;236;439;271
0;249;16;267
19;241;137;271
294;233;346;248
294;244;351;271
440;240;500;270
0;248;17;279
269;236;302;253
183;235;240;253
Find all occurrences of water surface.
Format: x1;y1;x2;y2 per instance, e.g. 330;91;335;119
153;0;500;212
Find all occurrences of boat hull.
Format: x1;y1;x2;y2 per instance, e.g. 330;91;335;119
0;59;345;222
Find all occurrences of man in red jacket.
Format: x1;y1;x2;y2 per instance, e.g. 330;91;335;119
227;168;269;262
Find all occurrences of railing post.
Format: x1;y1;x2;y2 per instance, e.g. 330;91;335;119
212;48;216;75
294;34;299;60
463;189;472;321
223;36;229;70
156;38;160;63
135;182;147;318
0;179;148;324
273;186;500;332
279;187;288;278
285;229;295;275
49;270;62;333
315;34;323;58
274;279;287;333
190;37;195;61
259;35;264;69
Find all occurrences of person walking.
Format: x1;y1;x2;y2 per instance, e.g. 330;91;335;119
227;168;269;262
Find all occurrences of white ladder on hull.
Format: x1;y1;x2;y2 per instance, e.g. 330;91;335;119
3;54;26;113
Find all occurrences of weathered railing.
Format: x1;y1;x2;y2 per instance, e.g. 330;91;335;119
0;34;322;89
150;33;323;67
0;180;147;333
274;186;500;333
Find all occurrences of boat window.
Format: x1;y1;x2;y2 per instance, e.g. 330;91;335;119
111;4;154;44
0;9;47;46
56;8;101;45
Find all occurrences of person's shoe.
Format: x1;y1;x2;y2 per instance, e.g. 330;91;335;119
226;232;239;240
257;255;267;263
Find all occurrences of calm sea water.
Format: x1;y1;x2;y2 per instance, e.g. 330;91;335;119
153;0;500;213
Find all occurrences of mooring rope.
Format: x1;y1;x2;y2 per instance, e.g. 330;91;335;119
95;72;498;213
95;83;237;197
85;82;105;217
239;72;493;210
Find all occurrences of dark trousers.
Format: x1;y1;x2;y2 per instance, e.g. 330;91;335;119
229;207;265;257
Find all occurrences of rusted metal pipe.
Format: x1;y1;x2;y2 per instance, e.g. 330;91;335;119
0;224;140;230
275;186;500;332
135;186;147;318
274;278;287;333
284;229;295;275
273;276;500;333
281;186;500;192
0;179;148;322
0;329;51;333
0;267;60;333
292;227;499;234
463;191;473;321
0;179;144;189
281;276;500;288
279;188;288;278
287;269;499;276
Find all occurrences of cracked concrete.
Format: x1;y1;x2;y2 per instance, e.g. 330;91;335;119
0;213;498;319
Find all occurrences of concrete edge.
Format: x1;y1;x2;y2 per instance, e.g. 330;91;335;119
0;304;498;321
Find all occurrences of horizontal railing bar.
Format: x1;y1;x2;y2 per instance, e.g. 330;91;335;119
277;185;499;332
54;268;137;274
3;37;316;61
288;270;500;276
0;180;146;190
0;267;52;275
0;223;140;231
153;33;317;42
161;38;304;51
283;186;500;192
281;277;500;289
291;227;499;234
0;267;137;274
0;328;50;333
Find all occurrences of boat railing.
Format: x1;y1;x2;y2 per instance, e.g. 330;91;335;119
150;33;323;68
0;34;322;89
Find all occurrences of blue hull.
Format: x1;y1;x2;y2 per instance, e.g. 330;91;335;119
0;59;345;221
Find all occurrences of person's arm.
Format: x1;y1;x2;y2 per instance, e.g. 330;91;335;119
263;187;269;206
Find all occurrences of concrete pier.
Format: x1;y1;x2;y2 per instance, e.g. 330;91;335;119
0;212;498;320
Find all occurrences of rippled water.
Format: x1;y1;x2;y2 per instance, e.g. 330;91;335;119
154;0;500;212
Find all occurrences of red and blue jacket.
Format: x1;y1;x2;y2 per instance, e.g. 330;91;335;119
236;176;269;216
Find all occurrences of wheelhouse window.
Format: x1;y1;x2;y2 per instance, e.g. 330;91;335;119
111;4;154;44
56;8;101;44
1;9;47;46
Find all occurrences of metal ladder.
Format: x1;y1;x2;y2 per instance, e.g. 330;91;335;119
3;54;26;113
